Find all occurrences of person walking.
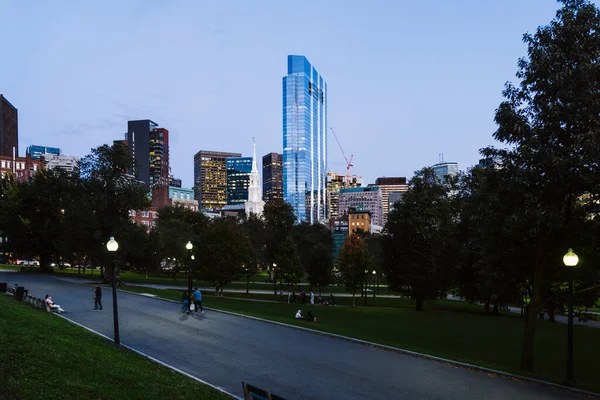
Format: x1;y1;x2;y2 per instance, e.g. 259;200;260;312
93;284;103;310
192;287;204;315
181;290;190;314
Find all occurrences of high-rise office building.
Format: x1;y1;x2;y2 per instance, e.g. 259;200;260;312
170;177;182;188
226;157;252;205
194;150;241;210
0;94;18;158
283;55;327;223
26;145;61;160
338;187;383;227
388;191;404;213
432;161;458;182
42;153;78;172
327;172;363;220
368;177;408;226
262;152;283;203
126;120;170;190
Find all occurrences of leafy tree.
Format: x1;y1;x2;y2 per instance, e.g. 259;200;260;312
383;168;457;311
240;213;266;290
455;166;526;313
263;200;295;266
483;0;600;371
338;234;370;307
275;235;303;289
199;217;251;296
78;143;149;280
292;223;333;294
1;168;76;271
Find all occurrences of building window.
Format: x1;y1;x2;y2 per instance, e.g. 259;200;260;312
129;210;136;217
141;211;149;218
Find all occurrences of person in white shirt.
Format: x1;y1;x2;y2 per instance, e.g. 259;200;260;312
45;295;65;313
295;310;303;319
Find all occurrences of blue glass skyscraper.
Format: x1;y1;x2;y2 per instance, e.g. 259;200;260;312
283;55;327;223
226;157;253;205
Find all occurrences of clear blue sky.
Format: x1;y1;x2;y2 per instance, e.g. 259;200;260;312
1;0;565;187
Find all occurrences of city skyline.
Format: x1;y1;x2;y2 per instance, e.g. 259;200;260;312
1;1;560;188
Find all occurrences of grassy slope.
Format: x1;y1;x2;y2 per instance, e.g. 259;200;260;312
0;295;232;400
122;285;600;393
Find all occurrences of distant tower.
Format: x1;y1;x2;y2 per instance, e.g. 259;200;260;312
283;55;327;223
0;94;18;158
245;138;265;216
126;120;170;190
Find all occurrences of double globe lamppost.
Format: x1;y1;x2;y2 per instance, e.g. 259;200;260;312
106;236;120;347
563;248;579;386
186;241;194;296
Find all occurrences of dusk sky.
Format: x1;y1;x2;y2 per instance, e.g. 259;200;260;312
1;0;563;187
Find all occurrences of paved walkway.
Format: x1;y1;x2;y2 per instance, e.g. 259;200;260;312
2;272;594;399
44;275;600;329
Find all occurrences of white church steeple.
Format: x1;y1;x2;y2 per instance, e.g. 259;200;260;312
245;137;265;216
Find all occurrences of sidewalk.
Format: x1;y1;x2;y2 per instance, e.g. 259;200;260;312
54;276;600;329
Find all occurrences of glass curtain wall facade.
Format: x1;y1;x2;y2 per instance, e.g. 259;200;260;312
193;150;242;210
432;162;459;182
283;55;327;223
262;152;283;203
226;157;253;205
26;145;61;160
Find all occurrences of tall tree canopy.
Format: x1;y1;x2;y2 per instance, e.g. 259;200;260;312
483;0;600;371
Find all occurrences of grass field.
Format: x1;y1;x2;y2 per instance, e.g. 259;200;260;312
49;268;368;294
120;285;600;393
0;295;232;400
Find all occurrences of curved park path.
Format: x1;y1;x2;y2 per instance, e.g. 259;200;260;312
1;271;588;400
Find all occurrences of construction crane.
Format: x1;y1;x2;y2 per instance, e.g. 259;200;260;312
330;127;354;179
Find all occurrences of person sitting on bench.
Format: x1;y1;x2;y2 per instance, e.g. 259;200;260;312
45;295;65;313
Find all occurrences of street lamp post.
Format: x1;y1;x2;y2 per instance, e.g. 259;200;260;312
372;270;377;298
563;248;579;386
106;236;120;347
243;264;249;294
364;269;368;306
272;263;277;295
186;241;193;296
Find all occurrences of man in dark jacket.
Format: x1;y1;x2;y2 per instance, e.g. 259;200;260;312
93;284;103;310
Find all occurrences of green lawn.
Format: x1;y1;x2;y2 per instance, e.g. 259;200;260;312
0;295;232;400
121;285;600;393
0;264;19;270
49;268;367;294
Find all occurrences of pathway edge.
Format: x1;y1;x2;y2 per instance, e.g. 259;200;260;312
119;288;600;399
55;313;242;400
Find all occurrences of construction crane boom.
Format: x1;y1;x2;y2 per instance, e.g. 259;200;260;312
330;127;354;177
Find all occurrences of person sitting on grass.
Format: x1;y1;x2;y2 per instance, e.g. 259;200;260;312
305;310;316;322
295;309;303;319
45;295;65;313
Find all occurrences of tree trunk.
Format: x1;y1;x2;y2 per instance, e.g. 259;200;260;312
520;258;545;372
352;292;355;307
493;302;499;315
484;300;491;314
548;301;556;323
39;253;53;273
416;298;424;311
